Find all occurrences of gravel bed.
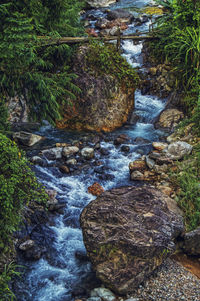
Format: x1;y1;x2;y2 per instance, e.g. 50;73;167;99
127;258;200;301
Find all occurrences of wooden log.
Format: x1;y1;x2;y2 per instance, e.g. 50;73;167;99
38;34;159;47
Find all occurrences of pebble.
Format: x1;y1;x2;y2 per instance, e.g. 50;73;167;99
128;258;200;301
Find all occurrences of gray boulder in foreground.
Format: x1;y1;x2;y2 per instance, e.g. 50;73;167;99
80;186;184;294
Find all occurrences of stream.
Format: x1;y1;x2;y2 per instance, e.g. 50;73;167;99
14;1;167;300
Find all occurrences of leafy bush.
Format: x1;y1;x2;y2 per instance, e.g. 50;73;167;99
0;134;48;252
0;100;10;134
170;145;200;231
86;41;139;89
0;1;83;124
150;0;200;131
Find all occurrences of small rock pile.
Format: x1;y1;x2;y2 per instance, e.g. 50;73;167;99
129;140;193;197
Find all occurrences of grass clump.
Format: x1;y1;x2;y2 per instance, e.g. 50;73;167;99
0;262;21;301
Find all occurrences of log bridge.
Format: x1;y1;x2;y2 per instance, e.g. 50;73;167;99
38;31;158;51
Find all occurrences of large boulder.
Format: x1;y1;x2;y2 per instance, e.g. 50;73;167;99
181;227;200;256
56;46;136;132
80;186;184;295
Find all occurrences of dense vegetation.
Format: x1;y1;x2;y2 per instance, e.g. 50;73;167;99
0;0;83;124
0;132;48;300
153;0;200;132
151;0;200;230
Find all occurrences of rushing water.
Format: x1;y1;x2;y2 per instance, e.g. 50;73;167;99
14;1;166;300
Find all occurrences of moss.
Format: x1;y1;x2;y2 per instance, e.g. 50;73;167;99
142;6;165;15
85;41;140;90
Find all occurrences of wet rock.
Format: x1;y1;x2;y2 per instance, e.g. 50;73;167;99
75;249;89;261
55;142;69;147
107;8;133;23
157;185;173;197
13;131;43;146
90;287;116;301
95;18;110;29
86;0;116;8
130;170;146;181
41;147;63;160
66;158;77;166
48;203;65;212
164;141;193;160
24;245;46;261
19;240;35;251
45;189;57;201
80;186;184;295
31;156;46;166
114;134;129;145
99;148;109;156
121;145;130;152
87;298;101;301
152;142;168;151
134;137;151;144
129;160;147;172
62;146;79;158
157;109;184;129
145;155;155;169
94;143;101;150
149;152;173;165
182;227;200;256
59;165;70;174
128;112;140;125
81;147;95;160
19;239;46;260
88;183;104;196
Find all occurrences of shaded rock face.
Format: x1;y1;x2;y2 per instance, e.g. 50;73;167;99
7;95;29;123
56;46;135;132
80;186;184;295
182;227;200;256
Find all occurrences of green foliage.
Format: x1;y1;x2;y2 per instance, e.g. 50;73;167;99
0;100;10;134
86;41;139;89
0;134;48;252
151;0;200;131
171;146;200;231
0;262;21;301
153;0;200;88
0;1;83;124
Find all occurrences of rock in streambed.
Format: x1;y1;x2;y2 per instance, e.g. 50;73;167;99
80;186;184;295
